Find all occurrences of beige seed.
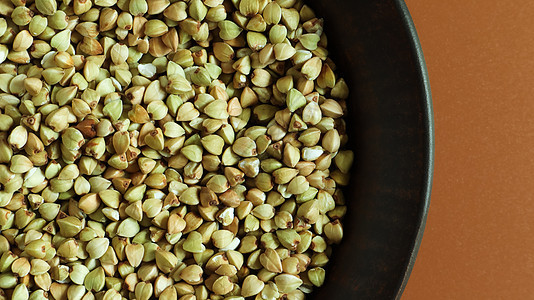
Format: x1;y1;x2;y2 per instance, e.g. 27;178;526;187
12;30;33;52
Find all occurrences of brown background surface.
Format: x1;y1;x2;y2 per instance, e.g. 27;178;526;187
402;1;534;299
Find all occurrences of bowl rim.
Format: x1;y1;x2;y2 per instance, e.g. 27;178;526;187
393;0;434;298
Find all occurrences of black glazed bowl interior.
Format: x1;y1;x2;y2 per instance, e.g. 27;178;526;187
307;0;433;299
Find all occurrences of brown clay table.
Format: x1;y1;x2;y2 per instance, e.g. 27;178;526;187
403;1;534;299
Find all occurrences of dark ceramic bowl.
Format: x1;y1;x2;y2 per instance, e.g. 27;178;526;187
306;0;433;299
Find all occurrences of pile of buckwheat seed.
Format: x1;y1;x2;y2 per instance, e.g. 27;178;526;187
0;0;353;298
